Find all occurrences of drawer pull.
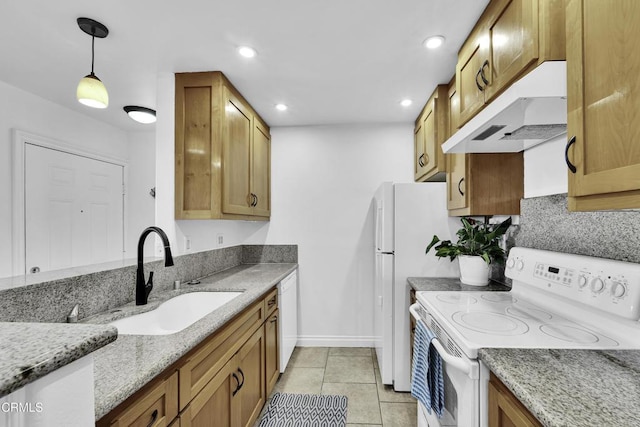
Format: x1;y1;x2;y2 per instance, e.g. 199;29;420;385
270;316;278;323
268;298;276;306
146;409;158;427
565;135;577;173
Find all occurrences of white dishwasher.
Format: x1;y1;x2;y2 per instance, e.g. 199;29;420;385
278;270;298;372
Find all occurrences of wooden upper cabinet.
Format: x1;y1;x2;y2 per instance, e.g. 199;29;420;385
566;0;640;211
175;71;270;220
457;0;565;125
446;78;468;211
414;85;448;182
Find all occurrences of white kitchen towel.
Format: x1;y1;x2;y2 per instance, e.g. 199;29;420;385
410;319;445;417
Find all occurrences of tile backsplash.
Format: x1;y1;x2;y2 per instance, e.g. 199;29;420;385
0;245;297;323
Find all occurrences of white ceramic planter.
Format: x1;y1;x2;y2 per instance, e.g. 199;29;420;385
458;255;490;286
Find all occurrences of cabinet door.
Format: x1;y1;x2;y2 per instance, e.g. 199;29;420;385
180;357;238;427
265;310;279;396
488;374;542;427
447;154;468;210
251;120;271;217
414;120;428;181
567;0;640;210
484;0;539;101
222;86;253;216
237;327;266;427
457;29;489;125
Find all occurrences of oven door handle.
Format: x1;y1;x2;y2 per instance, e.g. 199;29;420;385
409;303;478;379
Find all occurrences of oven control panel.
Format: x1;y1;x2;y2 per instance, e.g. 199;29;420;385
506;247;640;321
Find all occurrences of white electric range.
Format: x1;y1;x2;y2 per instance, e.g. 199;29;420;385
410;247;640;427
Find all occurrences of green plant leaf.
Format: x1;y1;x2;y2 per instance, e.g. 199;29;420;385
425;235;441;254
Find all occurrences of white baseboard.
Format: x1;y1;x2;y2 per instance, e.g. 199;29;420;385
296;335;375;347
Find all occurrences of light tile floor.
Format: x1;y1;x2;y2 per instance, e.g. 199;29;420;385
262;347;417;426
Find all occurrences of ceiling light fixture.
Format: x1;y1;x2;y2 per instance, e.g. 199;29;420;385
275;103;288;111
400;99;413;107
76;17;109;109
423;35;446;49
238;46;257;58
123;106;157;124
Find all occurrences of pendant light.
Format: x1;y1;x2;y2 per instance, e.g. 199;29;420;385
76;17;109;109
123;106;157;124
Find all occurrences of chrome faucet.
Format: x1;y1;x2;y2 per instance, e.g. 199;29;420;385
136;226;174;305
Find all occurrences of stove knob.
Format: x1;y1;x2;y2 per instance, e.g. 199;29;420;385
516;260;525;271
609;281;626;298
578;275;588;289
506;258;515;269
591;277;605;294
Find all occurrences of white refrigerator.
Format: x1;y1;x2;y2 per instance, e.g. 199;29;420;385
374;182;460;391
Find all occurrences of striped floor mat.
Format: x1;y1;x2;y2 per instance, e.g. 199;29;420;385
258;392;348;426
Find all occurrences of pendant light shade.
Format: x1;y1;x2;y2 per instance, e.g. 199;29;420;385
76;18;109;109
77;73;108;108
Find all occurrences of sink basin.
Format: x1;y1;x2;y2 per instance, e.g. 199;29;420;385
110;291;242;335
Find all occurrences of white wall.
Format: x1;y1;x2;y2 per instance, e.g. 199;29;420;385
523;135;568;198
0;80;134;277
247;124;413;345
126;131;157;259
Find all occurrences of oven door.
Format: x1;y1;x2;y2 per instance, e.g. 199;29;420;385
410;303;480;427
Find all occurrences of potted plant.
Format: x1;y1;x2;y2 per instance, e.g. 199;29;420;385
425;217;512;286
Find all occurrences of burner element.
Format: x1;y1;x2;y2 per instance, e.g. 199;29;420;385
481;293;517;303
539;324;608;344
436;294;478;305
452;311;529;335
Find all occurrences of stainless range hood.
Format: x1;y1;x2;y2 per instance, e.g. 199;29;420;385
442;61;567;154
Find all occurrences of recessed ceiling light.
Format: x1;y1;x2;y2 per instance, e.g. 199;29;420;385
275;104;288;111
123;106;157;124
238;46;257;58
423;35;445;49
400;99;413;107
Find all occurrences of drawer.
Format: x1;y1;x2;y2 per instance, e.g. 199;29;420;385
264;287;278;316
109;371;178;427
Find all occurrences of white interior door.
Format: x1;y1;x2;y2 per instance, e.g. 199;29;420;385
24;143;124;275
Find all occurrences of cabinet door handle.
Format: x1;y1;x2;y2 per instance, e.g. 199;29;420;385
475;68;484;92
565;135;577;173
146;409;158;427
480;60;490;85
254;194;259;207
457;177;465;196
270;316;278;323
232;372;241;396
237;368;245;390
268;298;276;306
417;154;424;167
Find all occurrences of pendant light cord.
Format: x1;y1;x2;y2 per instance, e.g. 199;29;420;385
91;35;95;75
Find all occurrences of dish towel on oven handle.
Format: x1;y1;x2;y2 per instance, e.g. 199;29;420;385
410;319;445;417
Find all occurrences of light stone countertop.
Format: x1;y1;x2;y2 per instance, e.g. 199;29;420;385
479;348;640;427
86;263;297;420
0;322;117;397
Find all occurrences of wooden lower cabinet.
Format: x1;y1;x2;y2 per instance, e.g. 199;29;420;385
265;309;280;395
488;373;542;427
98;287;279;427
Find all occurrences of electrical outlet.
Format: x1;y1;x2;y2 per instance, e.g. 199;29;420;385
185;236;191;251
217;233;224;246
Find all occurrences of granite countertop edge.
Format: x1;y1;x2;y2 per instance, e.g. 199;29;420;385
407;276;510;292
478;348;640;427
90;263;298;420
0;323;118;398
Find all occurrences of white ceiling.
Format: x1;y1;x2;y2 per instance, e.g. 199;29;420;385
0;0;489;132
